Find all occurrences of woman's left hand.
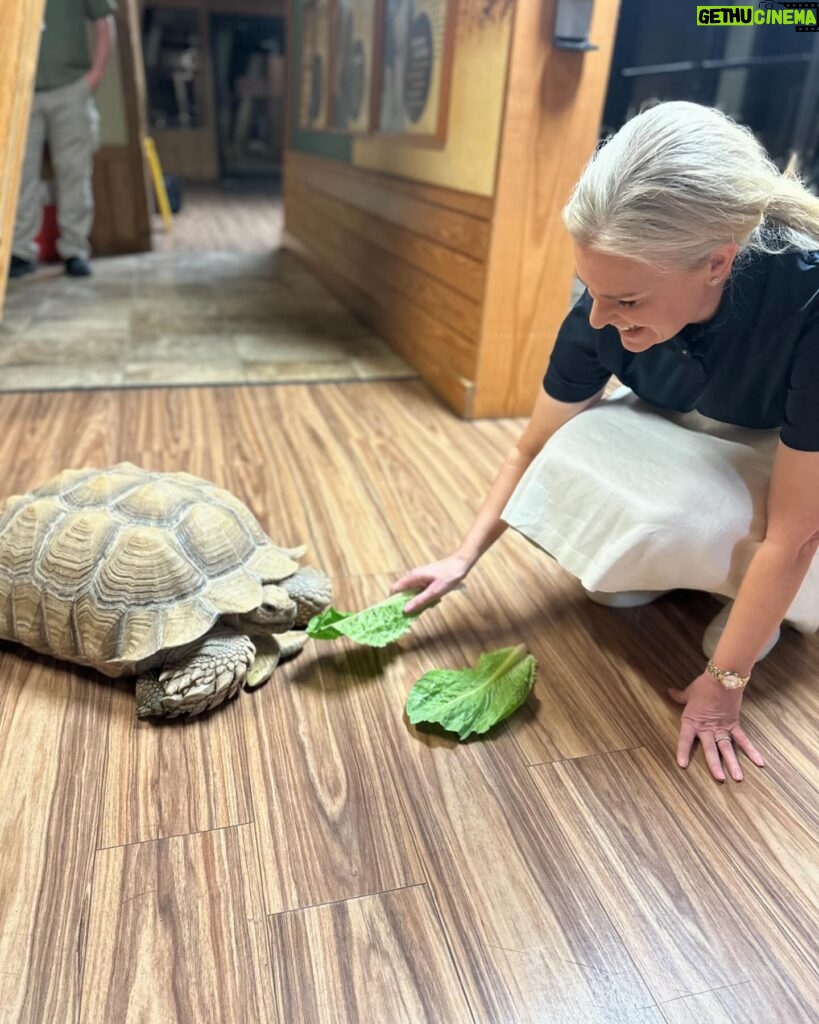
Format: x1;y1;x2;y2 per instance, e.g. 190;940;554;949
668;672;765;782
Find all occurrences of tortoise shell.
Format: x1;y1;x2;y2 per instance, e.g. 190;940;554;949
0;463;301;675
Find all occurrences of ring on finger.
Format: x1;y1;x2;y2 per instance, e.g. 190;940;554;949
715;733;732;744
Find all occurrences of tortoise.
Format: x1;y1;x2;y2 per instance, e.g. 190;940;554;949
0;463;332;718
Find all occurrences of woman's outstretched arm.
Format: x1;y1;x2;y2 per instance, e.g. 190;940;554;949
392;385;606;613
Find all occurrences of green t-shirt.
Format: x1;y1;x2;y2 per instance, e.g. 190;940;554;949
35;0;117;92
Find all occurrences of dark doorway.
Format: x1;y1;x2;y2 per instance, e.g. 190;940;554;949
602;2;819;180
211;14;287;178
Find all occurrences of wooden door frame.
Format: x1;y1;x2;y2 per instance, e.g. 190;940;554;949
0;0;46;313
119;0;153;248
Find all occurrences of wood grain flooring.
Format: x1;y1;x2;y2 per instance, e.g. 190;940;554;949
152;180;285;254
0;379;817;1023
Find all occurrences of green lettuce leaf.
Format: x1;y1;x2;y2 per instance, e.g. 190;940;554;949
306;591;421;647
406;644;536;740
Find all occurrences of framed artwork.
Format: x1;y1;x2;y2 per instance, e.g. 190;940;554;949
299;0;331;129
330;0;377;131
376;0;453;141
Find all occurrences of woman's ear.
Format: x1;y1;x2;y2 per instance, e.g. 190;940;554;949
708;243;739;281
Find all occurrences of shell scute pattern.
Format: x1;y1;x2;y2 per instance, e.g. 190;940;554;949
114;481;199;522
209;487;270;545
60;468;149;510
177;504;257;576
10;579;46;651
37;510;119;593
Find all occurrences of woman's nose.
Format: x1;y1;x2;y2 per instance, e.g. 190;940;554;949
588;297;610;329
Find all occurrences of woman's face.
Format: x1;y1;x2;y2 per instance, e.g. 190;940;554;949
573;244;737;353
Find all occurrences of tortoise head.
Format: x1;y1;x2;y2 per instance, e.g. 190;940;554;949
280;566;333;627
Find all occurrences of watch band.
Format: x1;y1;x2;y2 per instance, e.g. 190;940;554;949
706;659;750;689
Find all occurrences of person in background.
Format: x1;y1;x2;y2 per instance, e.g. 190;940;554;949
392;101;819;784
9;0;117;280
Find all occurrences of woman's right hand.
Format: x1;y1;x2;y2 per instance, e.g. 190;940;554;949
390;555;472;614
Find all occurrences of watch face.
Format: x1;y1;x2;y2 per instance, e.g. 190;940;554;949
722;673;745;689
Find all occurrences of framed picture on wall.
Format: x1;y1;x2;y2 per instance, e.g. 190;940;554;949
375;0;454;141
299;0;331;129
330;0;377;132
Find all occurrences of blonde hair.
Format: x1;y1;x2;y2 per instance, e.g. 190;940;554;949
562;101;819;272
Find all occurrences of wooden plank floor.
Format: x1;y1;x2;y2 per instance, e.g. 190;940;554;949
0;380;817;1023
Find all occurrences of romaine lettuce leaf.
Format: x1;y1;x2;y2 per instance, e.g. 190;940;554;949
306;591;421;647
406;644;536;740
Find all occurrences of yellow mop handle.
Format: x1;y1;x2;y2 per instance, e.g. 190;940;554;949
143;137;173;231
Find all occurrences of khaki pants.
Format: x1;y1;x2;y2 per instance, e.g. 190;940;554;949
12;75;100;262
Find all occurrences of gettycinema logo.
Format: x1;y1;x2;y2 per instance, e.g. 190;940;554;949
697;2;819;29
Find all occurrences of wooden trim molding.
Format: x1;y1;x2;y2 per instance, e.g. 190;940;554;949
471;0;621;418
0;0;47;312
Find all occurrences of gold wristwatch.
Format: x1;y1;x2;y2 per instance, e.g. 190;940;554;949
706;659;750;690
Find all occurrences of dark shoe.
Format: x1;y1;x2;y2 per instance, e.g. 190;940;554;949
9;256;36;279
64;256;92;277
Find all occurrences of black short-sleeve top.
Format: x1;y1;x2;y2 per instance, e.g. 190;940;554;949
543;249;819;452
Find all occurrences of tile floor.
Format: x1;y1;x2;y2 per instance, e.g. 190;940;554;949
1;248;416;392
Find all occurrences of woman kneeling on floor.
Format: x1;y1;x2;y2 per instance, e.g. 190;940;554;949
392;101;819;783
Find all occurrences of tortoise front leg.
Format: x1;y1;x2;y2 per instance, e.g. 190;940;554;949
135;628;255;718
245;629;309;690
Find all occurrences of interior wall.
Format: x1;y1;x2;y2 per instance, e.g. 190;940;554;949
285;0;621;417
94;21;129;146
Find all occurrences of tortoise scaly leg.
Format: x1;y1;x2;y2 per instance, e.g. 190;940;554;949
135;628;255;718
245;630;309;690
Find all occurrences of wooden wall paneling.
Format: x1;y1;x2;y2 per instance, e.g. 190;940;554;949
288;151;491;259
283;231;474;412
268;886;473;1023
471;0;621;417
284;206;477;413
80;825;276;1022
286;180;483;339
91;149;138;253
0;0;47;313
288;141;495;220
285;201;476;377
287;175;486;300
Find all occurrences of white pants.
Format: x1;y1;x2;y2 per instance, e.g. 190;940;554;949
12;76;100;262
503;388;819;634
